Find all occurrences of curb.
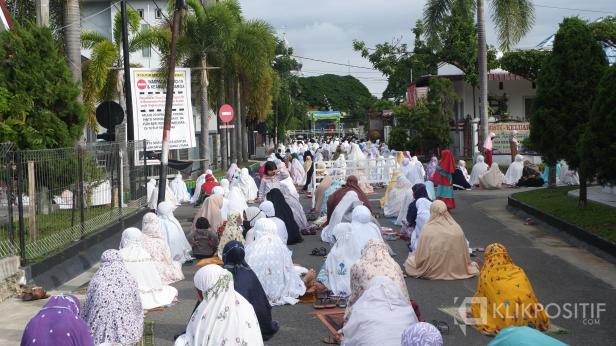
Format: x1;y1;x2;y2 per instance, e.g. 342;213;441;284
23;208;148;289
507;196;616;257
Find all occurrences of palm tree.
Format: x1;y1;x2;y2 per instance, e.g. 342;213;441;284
424;0;534;150
177;0;240;170
64;0;82;93
230;19;277;163
80;7;159;131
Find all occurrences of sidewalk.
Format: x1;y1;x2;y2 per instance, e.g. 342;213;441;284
0;204;197;346
568;186;616;208
0;264;98;345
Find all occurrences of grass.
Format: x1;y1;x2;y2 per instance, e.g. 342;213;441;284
1;206;116;242
513;186;616;242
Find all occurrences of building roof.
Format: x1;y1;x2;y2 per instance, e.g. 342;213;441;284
0;0;13;31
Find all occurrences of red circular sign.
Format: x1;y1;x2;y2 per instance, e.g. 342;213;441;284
137;79;147;90
218;104;234;123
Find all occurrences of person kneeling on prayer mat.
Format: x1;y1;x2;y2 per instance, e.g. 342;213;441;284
471;243;550;335
404;201;479;280
174;265;264;346
222;241;279;341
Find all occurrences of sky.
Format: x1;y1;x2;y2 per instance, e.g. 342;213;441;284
240;0;616;97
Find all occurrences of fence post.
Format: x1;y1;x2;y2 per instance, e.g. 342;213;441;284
117;148;123;218
27;161;37;241
77;144;85;240
15;151;26;262
5;150;14;243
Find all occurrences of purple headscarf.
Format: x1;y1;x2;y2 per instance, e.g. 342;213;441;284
21;294;94;346
82;249;143;345
401;322;443;346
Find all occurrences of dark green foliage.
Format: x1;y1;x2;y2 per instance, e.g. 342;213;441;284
500;49;550;82
297;74;374;119
388;127;409;151
0;23;85;149
583;64;616;185
394;77;454;154
530;17;607;170
353;20;438;101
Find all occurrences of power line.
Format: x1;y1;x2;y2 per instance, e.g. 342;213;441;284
59;0;123;30
292;55;377;70
301;69;384;74
534;3;614;14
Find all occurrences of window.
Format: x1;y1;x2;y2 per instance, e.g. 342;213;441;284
141;24;151;57
137;9;144;19
155;9;163;19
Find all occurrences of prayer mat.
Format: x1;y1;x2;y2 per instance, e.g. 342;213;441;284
310;308;345;336
299;292;317;304
139;321;155;346
438;306;568;335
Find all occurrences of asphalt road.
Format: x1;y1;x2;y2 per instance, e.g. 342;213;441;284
147;187;616;346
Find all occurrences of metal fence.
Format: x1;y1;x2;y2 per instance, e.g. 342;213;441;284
0;141;148;263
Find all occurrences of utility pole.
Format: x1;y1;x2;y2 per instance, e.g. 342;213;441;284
121;0;134;141
157;0;184;204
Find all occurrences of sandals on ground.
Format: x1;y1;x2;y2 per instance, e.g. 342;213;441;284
313;297;337;309
310;247;327;256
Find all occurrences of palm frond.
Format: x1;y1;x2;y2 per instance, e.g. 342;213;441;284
112;6;142;48
423;0;455;46
81;40;118;133
81;31;109;49
491;0;535;51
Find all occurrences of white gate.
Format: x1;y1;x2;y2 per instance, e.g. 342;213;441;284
310;158;399;207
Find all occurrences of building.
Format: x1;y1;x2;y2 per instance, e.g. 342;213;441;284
0;0;12;32
80;0;223;167
81;0;169;67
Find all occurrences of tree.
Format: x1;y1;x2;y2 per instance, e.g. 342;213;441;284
582;64;616;185
171;0;238;170
353;20;438;102
530;17;607;206
394;77;454;154
80;7;160;132
499;49;550;82
231;19;277;161
424;0;535;149
297;74;374;117
64;0;82;93
0;23;85;149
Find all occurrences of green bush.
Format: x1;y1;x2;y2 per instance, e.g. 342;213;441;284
0;22;85;149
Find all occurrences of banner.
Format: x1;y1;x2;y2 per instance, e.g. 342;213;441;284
130;68;196;151
488;122;530;155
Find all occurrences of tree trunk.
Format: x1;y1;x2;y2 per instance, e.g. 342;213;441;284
235;79;244;164
476;0;488;152
64;0;82;97
548;163;557;188
36;0;50;27
199;56;210;172
578;172;587;208
219;77;228;170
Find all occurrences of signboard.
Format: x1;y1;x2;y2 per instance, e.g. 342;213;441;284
218;104;234;123
130;68;196;151
488;122;530;155
219;124;235;129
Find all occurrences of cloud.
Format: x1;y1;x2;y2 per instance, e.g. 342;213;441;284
240;0;616;97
